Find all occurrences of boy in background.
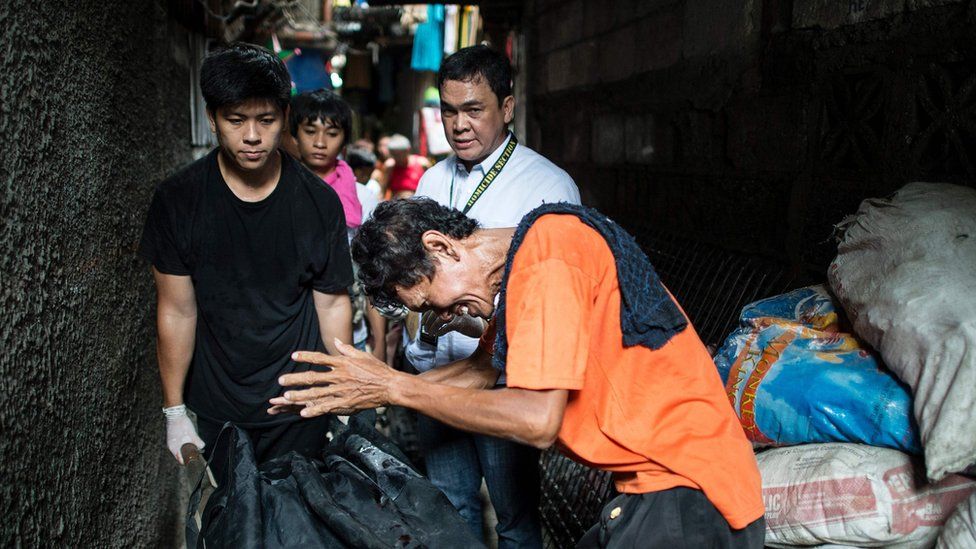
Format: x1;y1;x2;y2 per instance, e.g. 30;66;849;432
289;89;362;241
290;92;386;361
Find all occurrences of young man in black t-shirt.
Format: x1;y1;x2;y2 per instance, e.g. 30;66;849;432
138;43;353;475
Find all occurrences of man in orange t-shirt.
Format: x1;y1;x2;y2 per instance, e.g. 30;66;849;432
270;199;765;548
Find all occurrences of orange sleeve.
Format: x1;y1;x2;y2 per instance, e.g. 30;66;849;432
503;258;594;391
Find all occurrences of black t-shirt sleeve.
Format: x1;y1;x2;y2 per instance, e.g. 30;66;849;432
311;200;354;294
138;187;191;275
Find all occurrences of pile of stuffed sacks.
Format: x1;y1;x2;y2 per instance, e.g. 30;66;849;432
712;182;976;548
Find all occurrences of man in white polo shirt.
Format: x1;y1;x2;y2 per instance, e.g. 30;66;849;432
406;45;580;548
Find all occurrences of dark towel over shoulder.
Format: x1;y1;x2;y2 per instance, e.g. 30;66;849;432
492;202;688;372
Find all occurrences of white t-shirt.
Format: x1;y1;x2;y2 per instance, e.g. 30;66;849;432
406;133;581;371
365;179;383;201
357;182;381;221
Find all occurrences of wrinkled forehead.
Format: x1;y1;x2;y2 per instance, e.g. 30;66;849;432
440;76;496;102
394;281;429;311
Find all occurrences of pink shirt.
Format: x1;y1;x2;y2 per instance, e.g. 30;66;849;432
323;159;363;229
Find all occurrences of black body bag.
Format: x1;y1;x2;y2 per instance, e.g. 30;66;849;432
186;415;484;548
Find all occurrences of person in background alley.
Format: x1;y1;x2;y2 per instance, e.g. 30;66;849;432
345;146;387;360
383;133;430;199
347;144;384;200
372;134;391;192
138;43;353;480
402;44;580;548
272;198;766;549
289;90;387;364
290;89;363;244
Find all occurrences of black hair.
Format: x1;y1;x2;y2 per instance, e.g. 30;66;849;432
351;198;480;310
437;45;513;106
345;146;377;170
289;89;353;145
200;42;291;113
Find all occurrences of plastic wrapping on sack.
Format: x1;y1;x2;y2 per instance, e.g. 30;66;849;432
829;182;976;481
937;492;976;549
758;443;976;548
187;416;484;549
714;285;920;452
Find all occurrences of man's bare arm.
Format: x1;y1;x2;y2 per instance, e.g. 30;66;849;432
390;374;567;448
153;268;197;407
272;344;566;449
417;345;500;389
365;303;387;362
313;290;353;354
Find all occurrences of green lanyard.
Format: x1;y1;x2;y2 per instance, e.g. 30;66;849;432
449;133;518;214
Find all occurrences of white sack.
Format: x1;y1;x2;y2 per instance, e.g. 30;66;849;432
937;491;976;549
759;443;976;548
828;182;976;481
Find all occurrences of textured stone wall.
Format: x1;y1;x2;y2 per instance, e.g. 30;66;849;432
525;0;976;275
0;1;192;545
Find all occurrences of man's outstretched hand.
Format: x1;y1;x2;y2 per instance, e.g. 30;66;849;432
268;339;400;418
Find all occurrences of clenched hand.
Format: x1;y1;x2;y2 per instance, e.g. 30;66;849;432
422;310;487;338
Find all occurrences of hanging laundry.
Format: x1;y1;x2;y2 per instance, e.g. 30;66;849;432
443;5;459;56
459;6;481;49
459;7;472;49
420;86;451;157
410;4;444;72
420;106;451;156
285;48;332;93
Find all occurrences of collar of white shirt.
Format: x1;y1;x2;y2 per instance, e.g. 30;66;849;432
453;131;514;176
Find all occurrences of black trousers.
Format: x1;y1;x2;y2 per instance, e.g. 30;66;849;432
197;415;333;484
576;487;765;549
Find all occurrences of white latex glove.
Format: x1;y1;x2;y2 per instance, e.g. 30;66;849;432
164;405;205;465
422;308;487;338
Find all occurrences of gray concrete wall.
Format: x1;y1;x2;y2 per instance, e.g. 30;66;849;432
525;0;976;274
0;0;193;545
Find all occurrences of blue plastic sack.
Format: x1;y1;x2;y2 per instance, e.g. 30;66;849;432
713;285;920;453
